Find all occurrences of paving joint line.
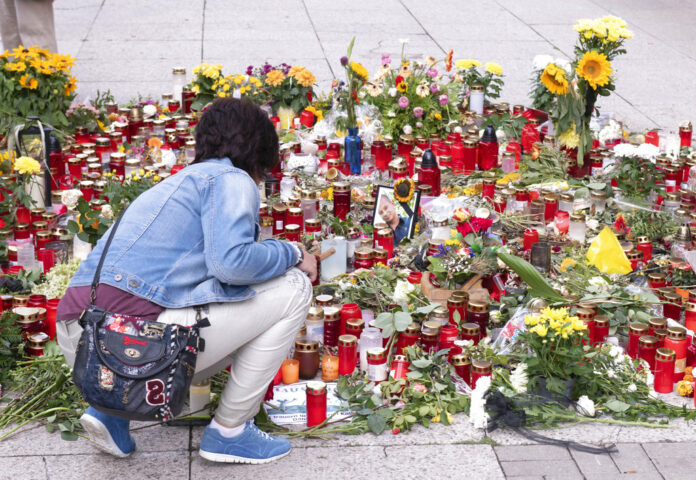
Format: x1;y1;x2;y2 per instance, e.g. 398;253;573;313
397;0;445;54
200;0;207;61
639;443;666;480
76;0;107;58
300;0;334;78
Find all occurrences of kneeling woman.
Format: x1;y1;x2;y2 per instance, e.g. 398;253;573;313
57;98;316;464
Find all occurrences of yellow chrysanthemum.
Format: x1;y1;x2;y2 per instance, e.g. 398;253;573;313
559;258;577;272
485;62;503;76
576;51;612;90
18;73;38;89
530;324;548;337
558;124;580;149
676;380;693;397
496;172;521;185
350;61;368;81
288;65;306;78
540;63;569;95
265;69;286;87
14;156;41;175
455;59;481;70
294;68;316;88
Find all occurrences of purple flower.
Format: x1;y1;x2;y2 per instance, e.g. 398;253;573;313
340;56;349;66
398;96;409;108
439;94;449;105
246;65;254;76
427;67;438;78
430;83;440;94
262;63;272;74
381;54;392;65
413;106;424;118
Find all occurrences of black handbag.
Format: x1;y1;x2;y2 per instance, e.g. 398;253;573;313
72;211;208;421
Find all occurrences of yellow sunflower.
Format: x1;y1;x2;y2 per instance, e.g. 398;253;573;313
265;69;286;87
540;63;569;95
350;61;368;81
576;51;612;90
393;178;415;203
294;68;316;88
19;73;38;89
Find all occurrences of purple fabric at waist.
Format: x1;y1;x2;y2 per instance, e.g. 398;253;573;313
57;284;164;322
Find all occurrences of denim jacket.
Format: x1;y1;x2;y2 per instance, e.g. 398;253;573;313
67;158;300;308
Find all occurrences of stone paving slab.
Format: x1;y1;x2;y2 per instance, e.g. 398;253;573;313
44;451;190;480
38;0;696;130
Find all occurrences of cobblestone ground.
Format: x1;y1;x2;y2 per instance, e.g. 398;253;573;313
3;1;695;478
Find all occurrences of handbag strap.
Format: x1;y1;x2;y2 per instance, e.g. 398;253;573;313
90;208;127;304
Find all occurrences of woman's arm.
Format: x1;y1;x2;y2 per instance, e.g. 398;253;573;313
201;172;300;285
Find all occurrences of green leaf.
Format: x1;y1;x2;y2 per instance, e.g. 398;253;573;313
406;371;423;379
60;431;78;441
497;251;565;303
367;413;387;434
393;311;412;332
605;399;630;413
411;358;432;369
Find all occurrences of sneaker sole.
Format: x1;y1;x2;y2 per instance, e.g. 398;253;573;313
80;414;133;458
199;448;290;464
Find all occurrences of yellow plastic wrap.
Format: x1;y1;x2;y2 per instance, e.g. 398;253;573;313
586;227;632;274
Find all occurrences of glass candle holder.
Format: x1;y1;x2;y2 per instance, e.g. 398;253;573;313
664;326;687;382
654;348;676;393
466;301;490;337
306;381;327;427
345;318;365;339
390;355;410;380
333;182;351;220
366;347;388;383
450;353;471;385
662;292;682;321
338;334;358;376
648;317;667;337
281;358;299;384
590;190;607;215
530;241;551;273
294;339;319;379
593;315;609;344
647;272;666;290
323;307;340;347
271;204;287;235
628;323;649;359
685;302;696;332
553;205;571;231
523;228;539;251
321;355;338;382
638;335;659;372
568;212;586;243
558;192;574;213
471;359;492;389
460;322;481;344
396;323;420;355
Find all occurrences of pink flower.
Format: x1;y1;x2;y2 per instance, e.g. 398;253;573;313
411;382;429;393
382;54;392;66
427;67;438;77
439;94;449;105
413;106;424;118
398;96;409;108
430;83;440;94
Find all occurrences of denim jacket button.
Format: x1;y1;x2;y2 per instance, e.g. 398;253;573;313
114;274;122;281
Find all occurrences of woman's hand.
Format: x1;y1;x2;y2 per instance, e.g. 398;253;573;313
297;244;318;283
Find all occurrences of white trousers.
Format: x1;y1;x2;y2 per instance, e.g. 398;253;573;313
0;0;57;52
57;268;312;426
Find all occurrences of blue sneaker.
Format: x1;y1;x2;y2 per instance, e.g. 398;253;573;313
199;420;291;464
79;407;136;458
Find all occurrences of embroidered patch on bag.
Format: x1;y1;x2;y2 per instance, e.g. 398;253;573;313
99;366;114;391
145;379;166;405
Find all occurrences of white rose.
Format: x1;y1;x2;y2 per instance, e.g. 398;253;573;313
576;395;595;417
388;87;397;97
142;104;158;118
101;204;114;219
627;383;637;392
393;280;415;303
403;125;413;135
61;189;83;209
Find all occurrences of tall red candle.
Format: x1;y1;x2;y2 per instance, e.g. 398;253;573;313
306;381;327;427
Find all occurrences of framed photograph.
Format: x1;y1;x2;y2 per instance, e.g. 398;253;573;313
372;182;420;244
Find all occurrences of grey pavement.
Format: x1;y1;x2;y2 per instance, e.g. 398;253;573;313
47;0;696;132
2;414;695;479
5;0;696;478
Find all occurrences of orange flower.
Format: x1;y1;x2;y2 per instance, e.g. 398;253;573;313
265;69;285;87
148;137;163;148
445;49;453;71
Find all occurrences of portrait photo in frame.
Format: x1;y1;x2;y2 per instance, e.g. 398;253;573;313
372;183;420;244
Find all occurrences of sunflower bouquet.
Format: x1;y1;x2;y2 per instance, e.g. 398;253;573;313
362;47;458;141
0;45;76;126
539;16;632;164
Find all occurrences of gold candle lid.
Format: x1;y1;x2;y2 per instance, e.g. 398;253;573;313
306;380;327;395
366;347;387;361
593;315;609;328
638;335;658;347
295;338;319;352
468;300;489;313
461;323;481;335
451;353;471;366
306;307;324;321
666;326;686;340
656;347;676;361
471;359;492;373
338;334;358;347
629;322;649;334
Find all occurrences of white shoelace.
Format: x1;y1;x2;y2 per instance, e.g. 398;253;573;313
248;421;274;440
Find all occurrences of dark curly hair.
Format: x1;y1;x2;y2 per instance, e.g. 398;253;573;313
193;98;279;182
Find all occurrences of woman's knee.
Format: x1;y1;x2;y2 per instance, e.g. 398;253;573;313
283;268;313;318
